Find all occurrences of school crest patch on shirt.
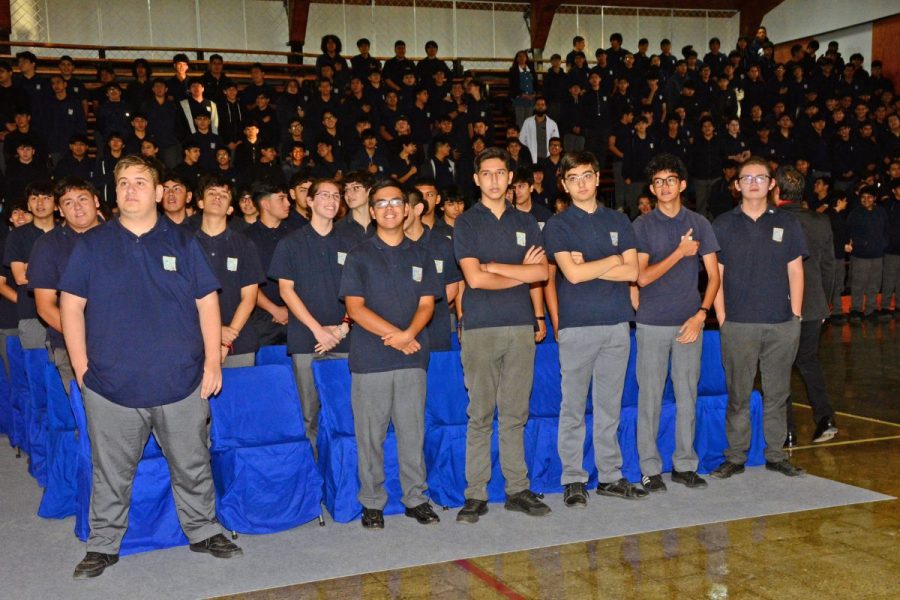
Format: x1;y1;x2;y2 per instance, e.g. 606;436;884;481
163;256;177;271
434;259;444;273
337;251;346;265
412;266;423;282
610;231;619;246
772;227;784;242
227;257;238;271
516;231;526;246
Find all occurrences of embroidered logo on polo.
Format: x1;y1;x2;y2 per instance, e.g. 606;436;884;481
162;256;177;271
516;231;526;246
772;227;784;242
434;259;444;274
412;266;423;282
610;231;619;246
226;257;238;271
337;252;346;265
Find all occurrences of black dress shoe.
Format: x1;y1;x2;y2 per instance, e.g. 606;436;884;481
812;416;838;443
670;470;708;489
456;498;488;524
829;314;848;325
765;459;806;477
709;461;745;479
405;502;440;524
784;430;797;448
848;311;863;323
641;474;667;493
563;482;588;508
189;533;243;558
73;552;118;579
504;489;551;516
596;478;649;499
361;507;385;529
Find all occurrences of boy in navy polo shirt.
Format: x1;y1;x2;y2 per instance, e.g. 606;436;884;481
4;180;56;349
270;178;354;454
339;180;441;529
59;155;240;579
403;188;463;351
453;147;550;523
711;156;807;479
633;154;721;493
28;178;102;388
161;172;194;227
543;151;642;507
846;186;889;322
194;174;264;367
333;171;374;245
243;182;293;345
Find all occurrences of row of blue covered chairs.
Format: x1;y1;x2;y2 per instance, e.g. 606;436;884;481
0;330;765;552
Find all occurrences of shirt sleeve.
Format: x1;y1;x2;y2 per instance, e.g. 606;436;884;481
239;235;265;288
784;214;809;262
452;214;478;262
632;216;651;255
267;236;293;282
3;229;25;267
617;213;638;252
542;216;570;256
58;239;91;299
696;214;721;255
419;247;443;301
338;248;366;300
525;212;545;248
712;216;728;266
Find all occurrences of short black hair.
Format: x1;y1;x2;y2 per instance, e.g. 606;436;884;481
559;151;599;177
644;153;688;182
473;147;511;172
368;178;406;208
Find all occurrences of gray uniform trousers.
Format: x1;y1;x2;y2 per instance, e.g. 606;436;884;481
292;351;348;457
350;368;428;510
50;346;76;393
636;324;702;476
850;256;883;315
720;319;801;465
830;259;846;316
18;318;47;349
461;325;534;500
0;327;19;377
223;353;255;368
82;385;223;554
881;254;899;309
557;323;630;485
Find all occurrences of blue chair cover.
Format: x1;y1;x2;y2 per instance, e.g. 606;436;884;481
699;330;728;396
312;359;408;522
255;345;290;366
695;390;766;473
24;348;51;486
38;363;77;518
0;352;11;436
6;336;27;450
209;365;323;534
69;382;189;555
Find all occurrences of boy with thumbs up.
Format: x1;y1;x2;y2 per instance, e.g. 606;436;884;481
633;153;720;492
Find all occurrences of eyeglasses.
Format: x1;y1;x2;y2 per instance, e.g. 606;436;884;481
651;176;680;188
314;191;341;201
373;198;404;209
738;174;771;185
564;171;597;185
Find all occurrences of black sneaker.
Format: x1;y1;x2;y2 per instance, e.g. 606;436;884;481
456;498;488;524
361;507;384;529
563;482;588;508
596;478;649;499
709;461;745;479
189;533;243;558
670;470;708;489
829;314;848;325
641;474;667;493
504;489;551;516
405;502;440;524
812;416;838;443
765;459;806;477
73;552;118;579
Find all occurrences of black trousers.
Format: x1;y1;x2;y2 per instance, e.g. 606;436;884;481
787;319;834;430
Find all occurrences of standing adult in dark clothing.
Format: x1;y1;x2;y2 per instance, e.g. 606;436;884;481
690;118;723;217
846;186;889;321
774;167;838;446
826;191;851;323
142;79;181;169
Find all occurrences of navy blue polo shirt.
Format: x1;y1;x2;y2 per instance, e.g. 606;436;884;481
3;223;51;321
415;227;463;351
27;225;92;350
633;207;720;326
453;202;544;331
544;204;636;329
713;206;808;324
243;219;295;306
269;225;355;354
0;227;19;329
333;213;376;248
195;227;265;355
339;235;441;373
58;218;220;408
284;209;310;232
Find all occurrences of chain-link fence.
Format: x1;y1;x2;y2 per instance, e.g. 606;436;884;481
9;0;291;63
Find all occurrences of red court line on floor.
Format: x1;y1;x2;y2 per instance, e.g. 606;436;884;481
454;558;528;600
